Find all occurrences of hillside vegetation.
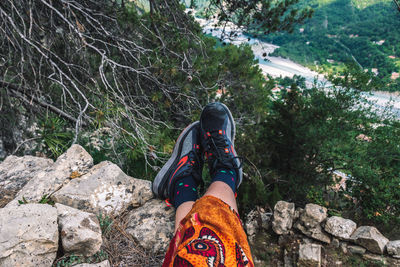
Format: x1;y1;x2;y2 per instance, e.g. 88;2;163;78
259;0;400;91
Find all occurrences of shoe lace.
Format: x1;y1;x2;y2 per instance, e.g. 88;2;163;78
205;131;243;171
178;150;202;178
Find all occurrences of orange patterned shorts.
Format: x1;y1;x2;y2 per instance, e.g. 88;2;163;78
162;195;254;267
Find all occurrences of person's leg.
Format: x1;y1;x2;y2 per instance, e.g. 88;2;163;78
204;181;238;212
174;201;195;232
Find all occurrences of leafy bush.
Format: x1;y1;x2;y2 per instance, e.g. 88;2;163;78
36;115;73;159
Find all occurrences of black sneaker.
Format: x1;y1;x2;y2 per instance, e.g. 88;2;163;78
200;102;243;189
152;121;203;204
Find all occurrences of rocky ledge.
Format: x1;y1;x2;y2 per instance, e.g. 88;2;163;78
1;145;399;266
0;145;174;267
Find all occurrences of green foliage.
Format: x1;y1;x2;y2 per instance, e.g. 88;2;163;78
18;196;29;205
18;194;55;206
54;250;108;267
235;67;400;229
206;0;314;34
97;213;113;236
261;0;400;91
36;115;73;159
38;194;55;206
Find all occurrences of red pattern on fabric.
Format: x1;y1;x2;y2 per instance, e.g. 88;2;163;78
235;243;249;267
182;226;195;244
173;255;194;267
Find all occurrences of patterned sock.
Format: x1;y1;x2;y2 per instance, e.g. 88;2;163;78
173;175;198;209
212;168;237;193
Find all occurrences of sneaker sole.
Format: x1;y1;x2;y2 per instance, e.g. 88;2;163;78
152;121;200;199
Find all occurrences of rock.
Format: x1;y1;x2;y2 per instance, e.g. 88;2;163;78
294;207;303;220
0;155;53;207
350;226;389;254
324;216;356;240
348;245;366;255
56;204;102;257
0;204;58;267
387;240;400;259
126;199;174;254
298;243;321;267
340;242;348;254
245;209;259;237
363;253;386;264
300;204;327;228
71;260;110;267
295;204;330;244
245;207;272;237
52;161;153;215
331;238;340;248
6;145;93;207
284;249;294;267
295;223;331;244
272;201;295;235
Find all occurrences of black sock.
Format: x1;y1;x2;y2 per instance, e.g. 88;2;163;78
173;175;198;209
212;168;237;193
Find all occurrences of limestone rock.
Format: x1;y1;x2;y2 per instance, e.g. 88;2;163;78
363;253;386;264
0;204;58;267
272;201;295;235
295;223;331;244
126;199;174;254
6;145;93;207
72;260;110;267
331;238;340;248
387;240;400;259
298;243;321;267
245;209;259;237
284;249;294;267
56;204;102;257
348;245;366;255
0;155;53;207
300;204;327;228
350;226;389;254
52;161;153;215
245;207;272;237
340;242;348;254
324;216;357;240
295;204;330;244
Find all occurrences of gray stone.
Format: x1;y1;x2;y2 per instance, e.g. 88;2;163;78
340;242;348;254
272;201;295;235
331;238;340;248
298;243;321;267
6;145;93;207
0;204;58;267
284;249;294;267
387;240;400;259
52;161;153;215
126;199;174;254
350;226;389;254
295;223;331;244
245;209;259;237
56;204;102;257
348;245;366;255
324;216;357;240
363;253;386;264
300;204;327;228
0;155;53;207
72;260;110;267
245;207;272;237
